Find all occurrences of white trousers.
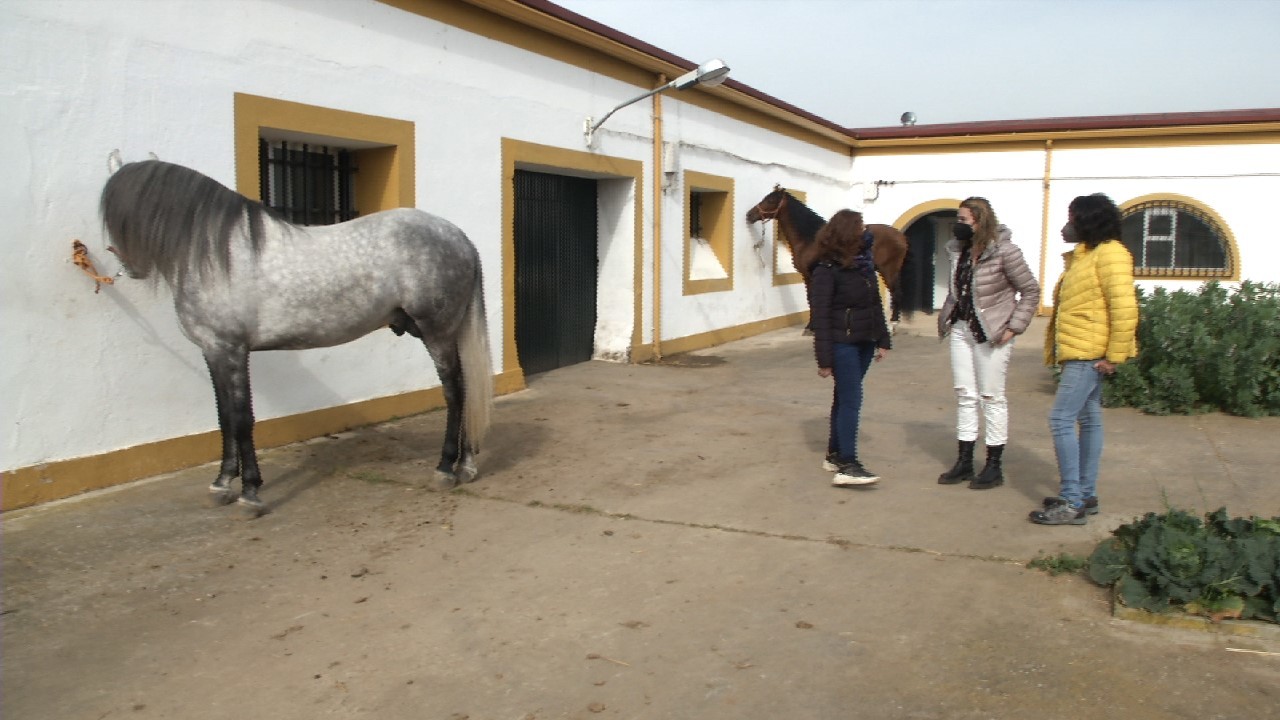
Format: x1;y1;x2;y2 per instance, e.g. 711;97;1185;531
949;324;1014;446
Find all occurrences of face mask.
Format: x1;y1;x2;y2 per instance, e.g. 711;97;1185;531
952;223;974;242
1061;222;1080;243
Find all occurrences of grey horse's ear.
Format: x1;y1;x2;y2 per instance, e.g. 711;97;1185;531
107;149;123;174
148;152;159;161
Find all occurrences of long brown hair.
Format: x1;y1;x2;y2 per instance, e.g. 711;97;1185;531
960;196;998;258
812;209;866;268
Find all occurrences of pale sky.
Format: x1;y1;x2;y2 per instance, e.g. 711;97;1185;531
553;0;1280;128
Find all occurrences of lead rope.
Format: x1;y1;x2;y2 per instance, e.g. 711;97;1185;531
71;240;115;293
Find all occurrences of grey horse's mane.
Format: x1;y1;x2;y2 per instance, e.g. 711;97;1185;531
100;160;273;284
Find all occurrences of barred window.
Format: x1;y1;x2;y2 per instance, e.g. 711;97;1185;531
1120;200;1232;278
683;171;734;294
258;139;358;225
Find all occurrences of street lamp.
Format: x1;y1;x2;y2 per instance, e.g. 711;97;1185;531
584;58;730;146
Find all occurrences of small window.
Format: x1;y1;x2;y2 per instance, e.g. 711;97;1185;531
233;93;415;226
1120;199;1234;279
683;171;734;294
259;140;358;225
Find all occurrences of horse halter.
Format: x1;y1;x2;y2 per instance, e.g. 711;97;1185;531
749;192;788;224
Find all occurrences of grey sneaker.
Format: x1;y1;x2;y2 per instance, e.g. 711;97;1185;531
1042;496;1099;515
1030;498;1087;525
833;461;880;486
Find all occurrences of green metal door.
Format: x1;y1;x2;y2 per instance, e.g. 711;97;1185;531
514;171;598;375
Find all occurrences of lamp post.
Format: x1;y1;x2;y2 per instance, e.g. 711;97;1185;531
584;58;730;146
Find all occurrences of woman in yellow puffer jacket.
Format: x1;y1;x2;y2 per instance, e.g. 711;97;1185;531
1031;193;1137;526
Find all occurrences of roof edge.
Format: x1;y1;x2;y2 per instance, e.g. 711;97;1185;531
850;109;1280;140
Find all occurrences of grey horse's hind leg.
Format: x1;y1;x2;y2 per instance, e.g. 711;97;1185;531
455;447;478;485
419;335;465;490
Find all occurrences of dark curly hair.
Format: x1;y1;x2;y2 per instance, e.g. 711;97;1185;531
1067;193;1121;249
813;209;867;268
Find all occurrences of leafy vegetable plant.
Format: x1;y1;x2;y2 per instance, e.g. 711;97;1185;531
1102;281;1280;416
1088;507;1280;622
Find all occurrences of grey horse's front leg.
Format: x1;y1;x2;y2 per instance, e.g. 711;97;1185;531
205;352;242;506
204;348;268;516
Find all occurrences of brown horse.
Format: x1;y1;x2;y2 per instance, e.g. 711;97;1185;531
745;186;909;294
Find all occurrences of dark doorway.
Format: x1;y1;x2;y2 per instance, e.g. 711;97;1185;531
513;170;599;375
901;210;960;317
900;214;943;315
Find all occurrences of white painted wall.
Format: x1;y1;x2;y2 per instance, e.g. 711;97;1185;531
4;0;1276;479
853;142;1280;309
648;99;851;342
1;0;850;474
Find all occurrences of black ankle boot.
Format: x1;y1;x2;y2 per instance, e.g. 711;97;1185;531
937;440;976;484
969;445;1004;489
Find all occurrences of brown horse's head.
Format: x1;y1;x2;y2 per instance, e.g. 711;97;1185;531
745;184;788;224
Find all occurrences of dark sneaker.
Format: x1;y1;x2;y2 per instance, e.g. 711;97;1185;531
822;452;840;472
833;461;879;486
1042;496;1099;515
1029;498;1087;525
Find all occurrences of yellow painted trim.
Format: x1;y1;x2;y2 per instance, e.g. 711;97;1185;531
1;371;523;512
683;170;735;295
1039;141;1054;315
500;138;646;371
380;1;1280;160
1118;193;1241;281
853;126;1280;155
653;85;665;360
233;93;415;209
890;199;961;232
774;270;804;286
658;311;808;357
379;0;852;154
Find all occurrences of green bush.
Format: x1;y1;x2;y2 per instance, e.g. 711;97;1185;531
1087;507;1280;622
1102;281;1280;416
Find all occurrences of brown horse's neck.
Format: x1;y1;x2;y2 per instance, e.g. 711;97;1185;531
777;195;826;252
776;212;807;253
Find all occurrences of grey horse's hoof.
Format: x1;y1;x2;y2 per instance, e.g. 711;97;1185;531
434;469;459;491
208;485;237;507
236;496;270;518
456;459;479;485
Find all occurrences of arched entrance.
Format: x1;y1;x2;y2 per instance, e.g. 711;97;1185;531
899;207;960;315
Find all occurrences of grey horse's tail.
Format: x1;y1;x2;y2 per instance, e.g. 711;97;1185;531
459;273;494;453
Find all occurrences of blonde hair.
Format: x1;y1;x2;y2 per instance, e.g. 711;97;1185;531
960;197;998;257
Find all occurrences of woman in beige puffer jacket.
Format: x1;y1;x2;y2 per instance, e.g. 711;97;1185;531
936;197;1041;490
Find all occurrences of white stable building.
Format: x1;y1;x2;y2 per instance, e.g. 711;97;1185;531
4;0;1278;509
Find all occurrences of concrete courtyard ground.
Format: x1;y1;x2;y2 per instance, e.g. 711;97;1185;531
4;317;1278;719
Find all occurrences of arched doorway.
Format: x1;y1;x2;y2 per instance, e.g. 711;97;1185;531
900;209;959;315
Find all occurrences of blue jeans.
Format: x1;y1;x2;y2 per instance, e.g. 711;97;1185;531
1049;360;1105;506
828;341;876;462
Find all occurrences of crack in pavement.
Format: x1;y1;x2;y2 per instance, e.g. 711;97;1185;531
453;487;1027;566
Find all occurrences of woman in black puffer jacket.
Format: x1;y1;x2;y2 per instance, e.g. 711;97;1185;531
808;209;892;487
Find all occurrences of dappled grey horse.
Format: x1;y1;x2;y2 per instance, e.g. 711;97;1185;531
100;159;493;515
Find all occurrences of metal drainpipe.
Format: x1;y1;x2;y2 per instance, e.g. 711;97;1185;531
651;78;666;361
1037;139;1054;315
